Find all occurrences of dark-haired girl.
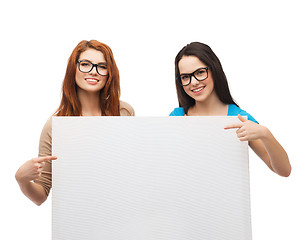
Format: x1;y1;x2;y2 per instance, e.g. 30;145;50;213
170;42;291;177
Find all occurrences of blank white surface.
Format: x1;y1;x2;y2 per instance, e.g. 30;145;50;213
2;2;306;240
52;117;251;240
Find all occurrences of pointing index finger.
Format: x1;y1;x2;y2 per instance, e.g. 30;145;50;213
224;123;243;130
35;156;57;163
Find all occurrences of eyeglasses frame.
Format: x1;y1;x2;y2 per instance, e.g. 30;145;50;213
179;67;209;86
77;60;109;76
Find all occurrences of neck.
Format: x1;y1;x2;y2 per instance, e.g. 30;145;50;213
77;88;102;116
189;91;228;116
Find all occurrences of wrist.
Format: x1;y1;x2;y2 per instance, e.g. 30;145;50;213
259;125;272;142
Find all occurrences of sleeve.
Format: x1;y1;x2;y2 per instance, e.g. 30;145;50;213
228;104;258;124
246;113;258;124
33;117;53;196
238;109;258;124
120;101;135;116
169;108;185;116
169;110;176;116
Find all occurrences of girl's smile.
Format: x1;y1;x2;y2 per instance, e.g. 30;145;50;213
85;77;100;85
191;85;206;94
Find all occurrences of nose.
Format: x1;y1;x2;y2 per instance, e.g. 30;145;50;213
89;65;98;75
190;75;199;86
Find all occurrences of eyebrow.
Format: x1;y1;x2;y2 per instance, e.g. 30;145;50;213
180;67;208;75
79;59;107;65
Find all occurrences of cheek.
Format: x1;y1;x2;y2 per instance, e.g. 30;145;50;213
183;86;190;96
75;73;83;87
207;73;214;85
75;70;81;80
183;87;196;100
101;75;107;83
75;70;84;84
205;77;214;90
209;80;214;88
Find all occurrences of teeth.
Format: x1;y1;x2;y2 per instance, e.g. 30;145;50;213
192;87;204;92
86;79;98;83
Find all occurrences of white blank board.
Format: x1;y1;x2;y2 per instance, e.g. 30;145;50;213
52;117;251;240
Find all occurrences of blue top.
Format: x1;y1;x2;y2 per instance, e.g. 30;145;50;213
169;104;258;123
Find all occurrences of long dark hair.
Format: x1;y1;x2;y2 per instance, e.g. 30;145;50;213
175;42;238;113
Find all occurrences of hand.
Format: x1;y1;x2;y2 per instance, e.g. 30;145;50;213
15;156;57;183
224;114;267;141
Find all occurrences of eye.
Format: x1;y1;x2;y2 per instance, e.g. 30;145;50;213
196;70;205;75
80;62;90;67
98;65;107;70
195;69;207;78
181;75;189;80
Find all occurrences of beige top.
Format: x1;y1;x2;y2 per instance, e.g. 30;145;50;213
34;100;135;195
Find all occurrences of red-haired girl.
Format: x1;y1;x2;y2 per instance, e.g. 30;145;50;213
15;40;134;205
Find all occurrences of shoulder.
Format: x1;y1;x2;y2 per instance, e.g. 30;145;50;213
119;100;135;116
41;117;53;137
227;104;258;123
169;107;185;116
39;116;53;157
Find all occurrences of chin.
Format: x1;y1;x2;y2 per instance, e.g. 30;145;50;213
78;86;104;94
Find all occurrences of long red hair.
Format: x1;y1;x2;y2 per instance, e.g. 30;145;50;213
55;40;120;116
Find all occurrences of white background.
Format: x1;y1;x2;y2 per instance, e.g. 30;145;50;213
0;0;306;239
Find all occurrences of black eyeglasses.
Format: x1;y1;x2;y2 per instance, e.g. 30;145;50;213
77;60;108;76
179;67;209;86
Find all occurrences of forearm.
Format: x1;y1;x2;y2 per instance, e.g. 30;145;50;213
16;178;48;206
261;127;291;177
